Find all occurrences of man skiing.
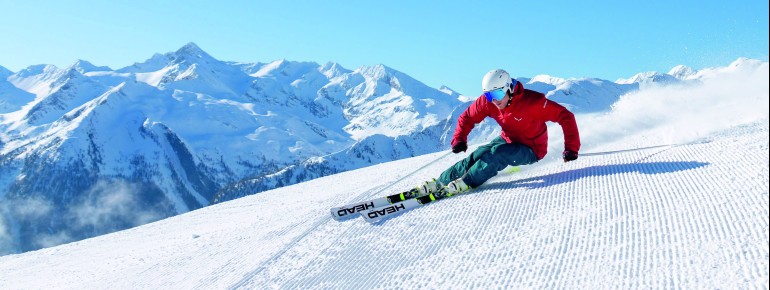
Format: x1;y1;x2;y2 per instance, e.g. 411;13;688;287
416;69;581;198
331;69;582;221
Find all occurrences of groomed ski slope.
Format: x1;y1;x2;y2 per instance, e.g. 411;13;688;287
1;62;769;289
0;121;767;289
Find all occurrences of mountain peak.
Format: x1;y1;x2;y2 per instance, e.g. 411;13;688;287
250;59;289;77
668;65;695;80
728;57;766;70
319;62;351;78
358;64;400;80
15;64;61;78
438;85;455;92
250;59;324;80
616;71;678;85
530;74;567;85
438;85;469;101
116;42;221;74
174;42;213;60
178;42;202;52
69;60;112;74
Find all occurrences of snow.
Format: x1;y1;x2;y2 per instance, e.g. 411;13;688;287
6;64;63;98
0;57;767;289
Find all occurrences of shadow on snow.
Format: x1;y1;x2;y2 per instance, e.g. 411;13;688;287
488;161;710;190
364;161;709;225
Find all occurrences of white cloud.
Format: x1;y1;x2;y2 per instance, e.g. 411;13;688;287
0;195;55;254
0;215;13;255
11;196;54;219
1;180;167;254
34;231;73;249
68;179;164;230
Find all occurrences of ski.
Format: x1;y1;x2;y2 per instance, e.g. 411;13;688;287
361;193;441;223
331;188;420;221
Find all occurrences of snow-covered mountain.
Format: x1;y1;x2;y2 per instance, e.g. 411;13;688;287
668;64;697;79
0;66;36;114
520;75;639;113
616;71;680;87
70;60;112;74
0;43;468;254
0;42;765;256
0;57;766;288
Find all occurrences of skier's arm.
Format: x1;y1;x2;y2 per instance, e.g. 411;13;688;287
540;98;581;153
452;96;489;146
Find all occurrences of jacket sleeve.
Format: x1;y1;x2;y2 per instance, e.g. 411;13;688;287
452;96;489;146
539;98;581;153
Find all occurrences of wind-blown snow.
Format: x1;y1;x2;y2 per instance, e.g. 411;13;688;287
0;57;767;289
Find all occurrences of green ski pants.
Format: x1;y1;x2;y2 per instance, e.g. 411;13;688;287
438;136;538;188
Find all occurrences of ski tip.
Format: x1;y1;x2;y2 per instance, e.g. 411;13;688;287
361;214;385;224
330;207;359;221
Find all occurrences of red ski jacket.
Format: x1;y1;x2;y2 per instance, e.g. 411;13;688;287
452;81;580;160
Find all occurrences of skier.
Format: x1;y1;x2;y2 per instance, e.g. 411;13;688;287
416;69;581;198
331;69;582;221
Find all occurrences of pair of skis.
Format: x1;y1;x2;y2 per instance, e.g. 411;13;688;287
331;188;444;223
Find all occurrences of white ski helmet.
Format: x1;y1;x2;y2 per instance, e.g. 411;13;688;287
481;69;513;93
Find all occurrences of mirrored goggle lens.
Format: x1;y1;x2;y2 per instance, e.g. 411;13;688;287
484;88;506;102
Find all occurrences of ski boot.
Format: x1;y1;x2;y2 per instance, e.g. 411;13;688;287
403;179;441;199
434;178;471;199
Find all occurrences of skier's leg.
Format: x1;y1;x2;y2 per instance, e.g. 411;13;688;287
437;137;507;186
461;142;538;188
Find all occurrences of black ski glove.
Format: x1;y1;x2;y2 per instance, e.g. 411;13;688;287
563;150;578;162
452;141;467;153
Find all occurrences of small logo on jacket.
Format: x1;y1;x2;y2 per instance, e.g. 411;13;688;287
514;117;522;121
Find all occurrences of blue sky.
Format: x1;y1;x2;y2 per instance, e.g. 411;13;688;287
1;0;767;95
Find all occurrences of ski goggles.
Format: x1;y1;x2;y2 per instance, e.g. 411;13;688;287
483;88;507;102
